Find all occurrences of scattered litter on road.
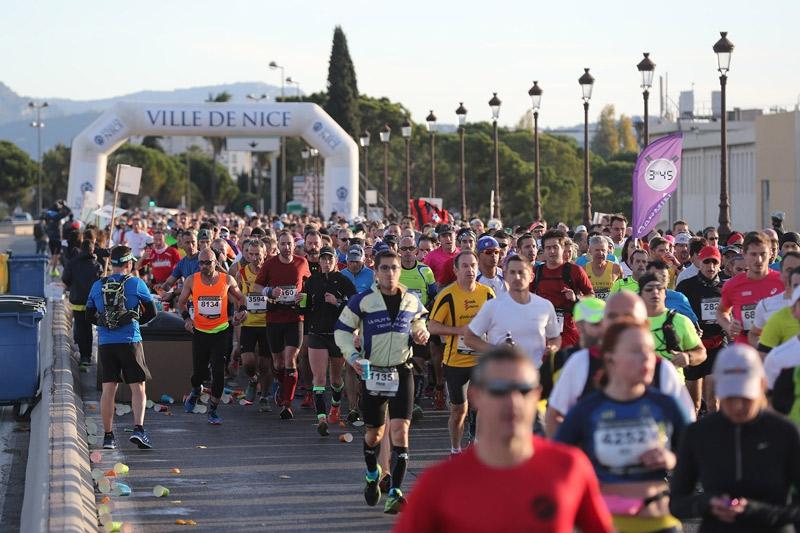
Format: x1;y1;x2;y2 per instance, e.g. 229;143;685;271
153;484;170;497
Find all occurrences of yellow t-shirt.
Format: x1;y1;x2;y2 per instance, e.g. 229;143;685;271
584;261;617;301
760;306;800;350
430;283;494;368
239;264;267;328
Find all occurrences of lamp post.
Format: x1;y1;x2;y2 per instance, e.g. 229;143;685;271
528;82;543;221
310;148;320;217
426;111;437;197
401;117;412;215
300;147;310;211
714;32;734;237
28;101;48;214
636;53;656;146
455;102;468;218
247;93;269;210
286;77;301;100
579;68;595;227
269;60;287;212
360;130;371;213
379;124;391;219
489;93;502;219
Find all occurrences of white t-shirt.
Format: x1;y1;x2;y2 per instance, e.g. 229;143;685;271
754;291;789;331
548;348;696;421
764;336;800;389
477;268;507;295
620;262;633;278
125;231;154;257
675;263;699;286
468;292;560;366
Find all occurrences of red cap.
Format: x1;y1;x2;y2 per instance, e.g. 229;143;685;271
727;232;744;245
697;245;721;262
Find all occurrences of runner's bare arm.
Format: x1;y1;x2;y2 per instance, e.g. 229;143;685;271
463;328;493;353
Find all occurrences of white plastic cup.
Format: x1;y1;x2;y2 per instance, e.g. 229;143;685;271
98;478;112;494
152;484;170;497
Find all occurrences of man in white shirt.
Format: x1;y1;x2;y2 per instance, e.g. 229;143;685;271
464;255;560;366
125;219;154;258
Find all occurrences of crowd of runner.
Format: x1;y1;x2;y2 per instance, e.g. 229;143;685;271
49;203;800;532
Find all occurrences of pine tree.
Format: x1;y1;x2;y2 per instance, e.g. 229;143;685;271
617;114;638;152
591;105;619;160
324;26;361;138
204;91;232;207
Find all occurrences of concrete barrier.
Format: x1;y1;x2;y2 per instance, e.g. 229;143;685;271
20;300;97;532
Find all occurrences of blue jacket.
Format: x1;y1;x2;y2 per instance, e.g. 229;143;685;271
342;265;375;294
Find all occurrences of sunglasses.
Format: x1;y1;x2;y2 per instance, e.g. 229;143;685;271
702;259;720;265
399;246;416;252
498;243;509;249
199;260;215;266
482;380;538;397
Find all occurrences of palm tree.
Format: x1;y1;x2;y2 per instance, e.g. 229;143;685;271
204;91;232;208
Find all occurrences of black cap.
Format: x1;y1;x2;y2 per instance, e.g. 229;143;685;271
319;246;336;257
383;234;399;244
435;223;454;236
780;231;800;248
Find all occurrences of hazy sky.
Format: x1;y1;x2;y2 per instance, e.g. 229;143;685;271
3;0;798;128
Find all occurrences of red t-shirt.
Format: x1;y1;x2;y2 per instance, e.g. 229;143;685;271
720;270;783;343
532;263;594;348
423;247;458;286
393;436;612;533
254;255;311;323
139;246;181;284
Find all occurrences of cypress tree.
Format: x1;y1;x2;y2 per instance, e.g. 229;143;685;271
324;26;361;138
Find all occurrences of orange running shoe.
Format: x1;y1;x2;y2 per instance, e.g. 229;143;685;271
328;405;340;424
301;391;314;409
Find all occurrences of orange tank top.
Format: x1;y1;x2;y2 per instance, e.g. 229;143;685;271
191;272;230;333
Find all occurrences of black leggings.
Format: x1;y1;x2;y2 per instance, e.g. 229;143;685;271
191;329;230;399
72;310;93;361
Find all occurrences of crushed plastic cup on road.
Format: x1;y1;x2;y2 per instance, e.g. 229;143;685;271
146;399;155;409
105;469;116;477
113;463;129;475
170;467;181;474
86;420;98;435
152;484;170;497
98;512;113;528
160;394;175;404
88;435;101;446
220;393;232;404
92;468;105;481
154;404;169;413
192;404;207;414
97;502;113;516
98;478;112;494
339;433;354;443
90;451;103;463
113;482;132;496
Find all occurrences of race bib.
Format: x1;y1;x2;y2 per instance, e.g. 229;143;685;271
594;418;666;469
595;289;610;301
556;311;565;333
366;366;400;397
456;335;477;355
741;304;757;331
197;296;222;318
701;297;720;323
277;286;297;305
246;294;267;312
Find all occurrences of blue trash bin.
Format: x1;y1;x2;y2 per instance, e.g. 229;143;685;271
0;298;46;406
8;254;48;297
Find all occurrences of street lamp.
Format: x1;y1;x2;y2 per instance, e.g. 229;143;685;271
489;93;502;219
528;82;543;221
309;148;320;217
401;117;412;215
380;124;391;219
714;31;734;237
426;110;437;197
269;60;287;212
28;101;48;214
360;130;371;212
286;77;301;100
246;93;268;102
455;102;468;218
636;53;656;146
300;147;310;175
578;68;595;227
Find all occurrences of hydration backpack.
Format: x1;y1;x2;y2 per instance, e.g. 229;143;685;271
97;275;139;329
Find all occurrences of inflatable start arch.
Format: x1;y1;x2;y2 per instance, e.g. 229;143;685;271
67;101;358;218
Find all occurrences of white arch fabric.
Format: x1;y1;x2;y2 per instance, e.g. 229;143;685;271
66;101;358;218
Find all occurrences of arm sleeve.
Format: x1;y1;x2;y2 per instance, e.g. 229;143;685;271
573;450;614;533
410;296;429;334
334;297;362;358
429;292;451;325
423;268;437;302
763;350;784;389
675;293;699;323
669;424;712;519
754;300;769;330
61;262;72;287
171;259;184;280
341;277;357;299
136;278;153;303
659;362;697;421
720;283;733;311
770;368;794;414
544;301;561;339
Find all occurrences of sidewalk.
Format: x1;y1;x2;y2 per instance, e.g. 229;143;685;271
80;363;452;532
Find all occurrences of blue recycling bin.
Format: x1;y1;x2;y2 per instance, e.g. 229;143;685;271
8;254;48;297
0;297;46;406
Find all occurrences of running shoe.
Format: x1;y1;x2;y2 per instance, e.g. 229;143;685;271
244;380;257;403
279;406;294;420
364;465;382;507
102;432;117;450
384;488;406;514
300;391;314;409
184;392;198;414
328;405;340;424
259;397;272;413
411;404;424;423
207;409;223;425
379;473;392;494
433;388;446;411
346;409;361;424
316;416;329;436
129;428;153;449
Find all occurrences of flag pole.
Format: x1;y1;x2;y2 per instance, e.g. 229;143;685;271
104;164;122;275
